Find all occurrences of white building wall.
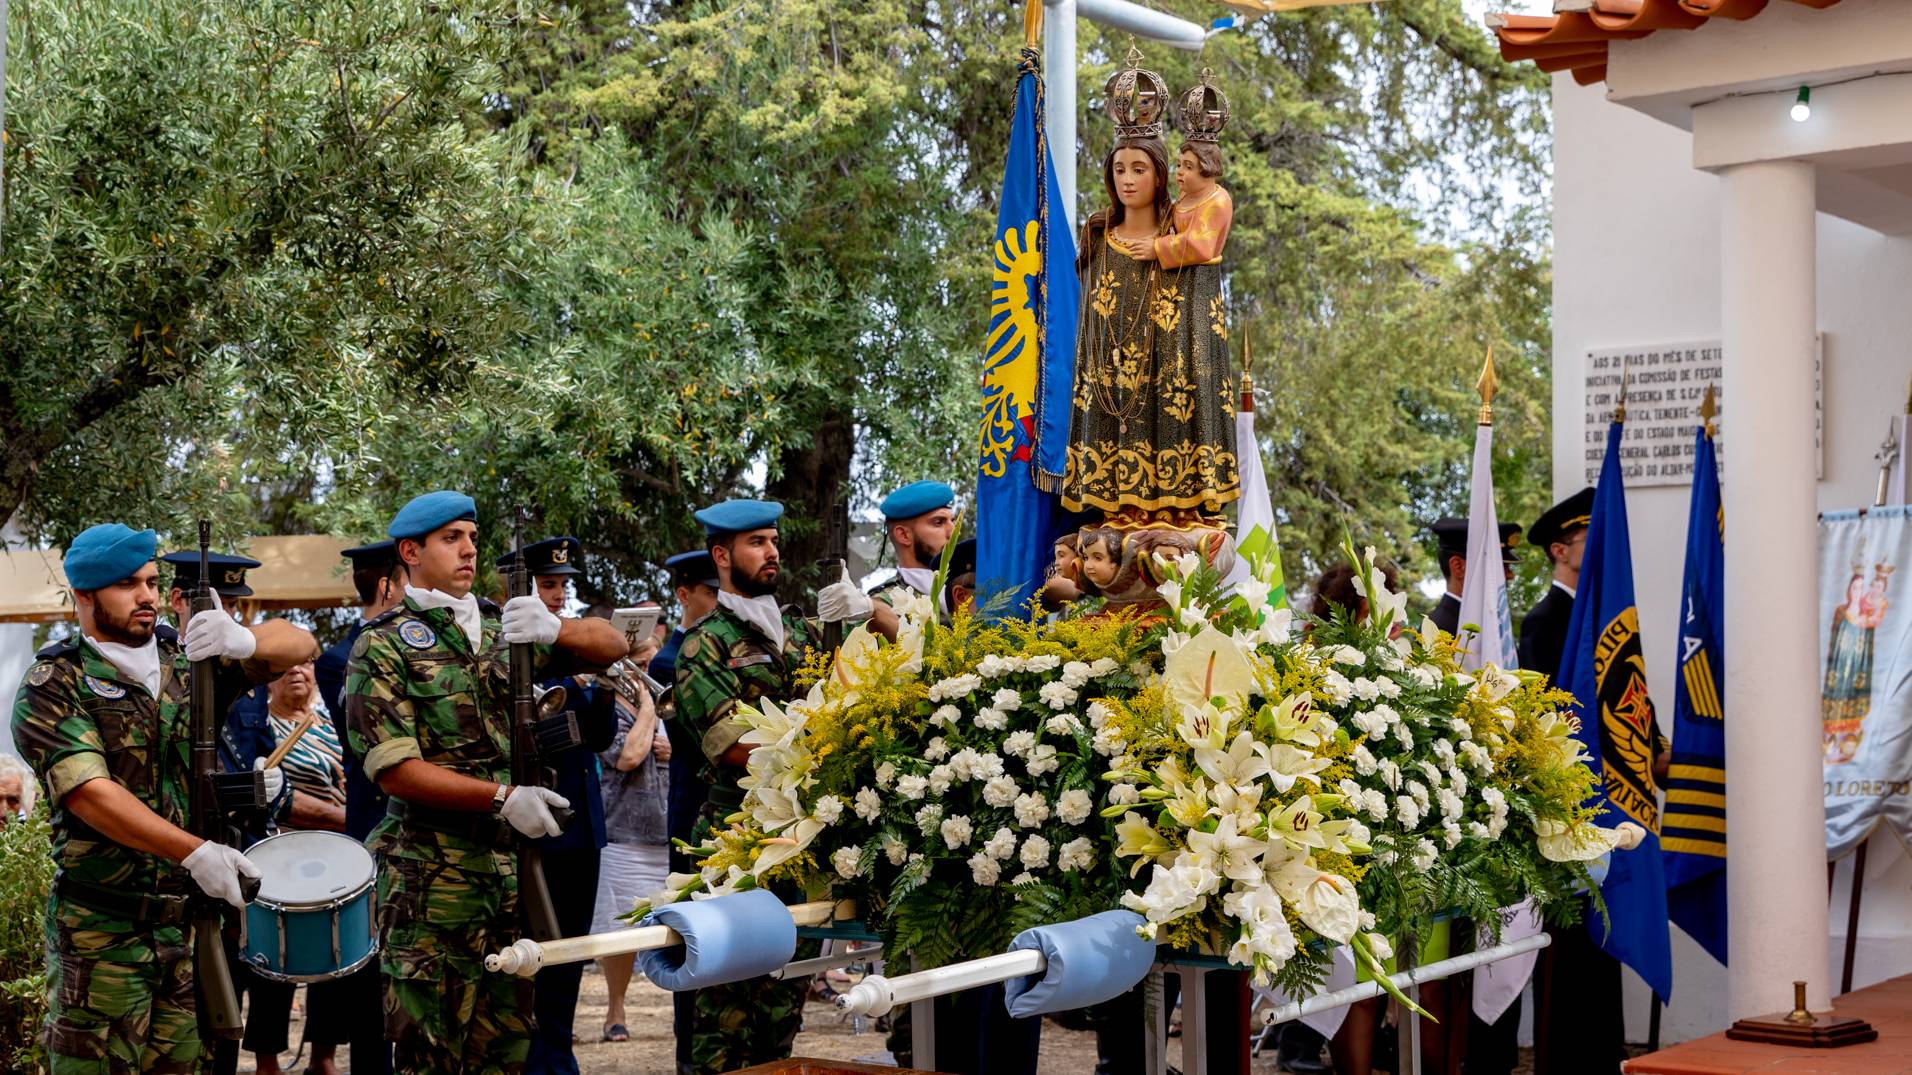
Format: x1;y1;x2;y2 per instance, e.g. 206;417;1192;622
1551;72;1912;1045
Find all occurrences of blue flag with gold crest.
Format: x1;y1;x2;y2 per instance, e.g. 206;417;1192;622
1559;421;1674;999
1664;420;1727;964
976;44;1079;612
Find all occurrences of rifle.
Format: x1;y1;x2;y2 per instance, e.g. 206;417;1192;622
816;493;850;655
187;520;258;1073
509;513;576;943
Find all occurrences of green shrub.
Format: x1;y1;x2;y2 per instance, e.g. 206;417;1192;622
0;806;55;1073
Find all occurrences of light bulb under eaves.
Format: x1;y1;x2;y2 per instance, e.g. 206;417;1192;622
1791;85;1811;123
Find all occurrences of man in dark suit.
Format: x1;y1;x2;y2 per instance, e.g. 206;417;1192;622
1517;487;1593;682
1427;517;1522;636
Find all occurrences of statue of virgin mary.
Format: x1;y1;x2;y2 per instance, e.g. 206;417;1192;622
1063;53;1240;533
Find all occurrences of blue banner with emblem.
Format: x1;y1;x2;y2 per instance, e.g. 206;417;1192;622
975;45;1079;614
1559;420;1674;999
1664;420;1727;965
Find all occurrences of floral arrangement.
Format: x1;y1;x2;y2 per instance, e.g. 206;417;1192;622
1096;545;1622;996
637;542;1627;990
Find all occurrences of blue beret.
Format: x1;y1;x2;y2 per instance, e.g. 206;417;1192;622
64;523;158;591
387;491;478;541
694;499;784;538
879;481;955;521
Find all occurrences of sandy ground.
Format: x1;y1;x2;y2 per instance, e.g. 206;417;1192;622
235;962;1311;1074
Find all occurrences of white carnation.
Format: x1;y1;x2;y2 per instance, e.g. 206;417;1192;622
1056;789;1093;825
925;736;950;762
1024;744;1060;777
1057;837;1096;872
914;803;943;833
984;826;1017;861
930;674;982;702
1024;654;1062;673
974;709;1009;731
1045;713;1084;736
992;688;1023;712
832;846;864;879
882;832;908;865
875;761;896;789
983;776;1020;808
927;766;953;796
1039;682;1080;711
1108;783;1141;805
940;814;974;849
1012;792;1051;828
1003;730;1037;758
896;774;929;801
930;705;961;728
813;795;844;824
854;787;882;822
969;852;1001;887
1019;833;1052;869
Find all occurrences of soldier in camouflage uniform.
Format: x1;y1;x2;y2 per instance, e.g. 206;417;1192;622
670;499;823;1075
344;491;627;1074
11;523;319;1074
867;481;956;607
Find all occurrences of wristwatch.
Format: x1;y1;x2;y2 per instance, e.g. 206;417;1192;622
492;783;511;815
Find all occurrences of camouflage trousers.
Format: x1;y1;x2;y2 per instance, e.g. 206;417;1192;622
377;855;533;1074
42;904;203;1075
684;963;810;1075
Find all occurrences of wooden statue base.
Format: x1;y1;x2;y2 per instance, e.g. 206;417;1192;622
1724;1011;1878;1048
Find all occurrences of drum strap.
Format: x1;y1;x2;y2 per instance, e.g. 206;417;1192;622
54;874;192;927
386;799;510;847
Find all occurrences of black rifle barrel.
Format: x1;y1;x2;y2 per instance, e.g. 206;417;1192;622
509;518;565;942
188;520;246;1053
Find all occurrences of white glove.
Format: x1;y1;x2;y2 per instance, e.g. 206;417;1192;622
501;595;562;645
253;757;285;808
184;590;256;662
818;576;874;624
183;840;261;908
499;785;570;838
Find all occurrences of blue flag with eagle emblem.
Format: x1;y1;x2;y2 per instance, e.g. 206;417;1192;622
1664;418;1727;965
976;44;1079;613
1558;420;1674;999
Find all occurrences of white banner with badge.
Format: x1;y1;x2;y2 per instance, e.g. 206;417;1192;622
1820;507;1912;857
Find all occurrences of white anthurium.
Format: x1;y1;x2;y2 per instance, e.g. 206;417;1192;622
1194;730;1271;789
1166;626;1259;726
1114;812;1175;874
1262;849;1360;942
1535;818;1644;863
752;817;824;877
1186;813;1267;885
1259;742;1332;793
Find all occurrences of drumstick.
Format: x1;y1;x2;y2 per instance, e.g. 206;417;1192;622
262;709;322;770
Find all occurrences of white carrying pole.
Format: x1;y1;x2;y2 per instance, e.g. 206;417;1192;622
835;948;1048;1018
1260;933;1554;1027
484;900;839;977
1043;0;1077;237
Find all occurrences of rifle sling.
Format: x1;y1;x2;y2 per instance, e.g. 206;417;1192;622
54;875;193;927
386;799;511;848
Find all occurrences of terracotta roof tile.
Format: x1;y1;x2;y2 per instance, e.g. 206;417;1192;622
1487;0;1843;85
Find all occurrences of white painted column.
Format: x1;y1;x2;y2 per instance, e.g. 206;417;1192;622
1043;0;1077;235
1718;159;1829;1018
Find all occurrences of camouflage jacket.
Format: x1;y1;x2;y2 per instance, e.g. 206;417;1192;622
672;605;821;807
11;633;274;952
344;597;565;872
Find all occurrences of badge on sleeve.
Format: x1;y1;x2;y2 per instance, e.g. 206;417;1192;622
398;620;438;650
26;663;53;687
82;675;126;699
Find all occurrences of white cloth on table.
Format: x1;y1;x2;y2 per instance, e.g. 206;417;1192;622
591;841;672;938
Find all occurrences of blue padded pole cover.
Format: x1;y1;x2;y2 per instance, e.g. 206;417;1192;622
635;888;799;991
1001;909;1157;1018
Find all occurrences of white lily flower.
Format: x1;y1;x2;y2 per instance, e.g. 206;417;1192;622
1260;742;1332;793
1114;813;1173;874
1186;813;1266;885
1195;731;1271;789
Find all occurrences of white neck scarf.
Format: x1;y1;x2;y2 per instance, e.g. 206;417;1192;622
896;566;935;596
405;586;484;650
85;633;162;698
718;590;786;653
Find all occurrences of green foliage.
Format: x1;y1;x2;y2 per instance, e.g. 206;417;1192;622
3;0;1556;617
0;808;56;1071
0;0;530;545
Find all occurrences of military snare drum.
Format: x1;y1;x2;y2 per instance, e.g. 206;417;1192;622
241;829;378;983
